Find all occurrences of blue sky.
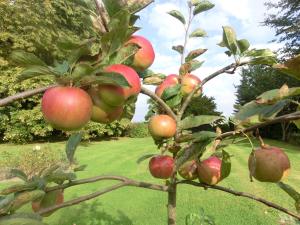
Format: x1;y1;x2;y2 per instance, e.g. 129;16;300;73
131;0;281;121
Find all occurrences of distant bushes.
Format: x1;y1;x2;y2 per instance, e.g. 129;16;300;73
126;122;150;138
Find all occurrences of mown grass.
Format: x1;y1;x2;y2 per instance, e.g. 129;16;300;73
0;137;299;225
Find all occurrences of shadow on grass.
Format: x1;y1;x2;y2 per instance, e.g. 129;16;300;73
57;200;133;225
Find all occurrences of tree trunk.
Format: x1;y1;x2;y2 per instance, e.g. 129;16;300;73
167;182;177;225
281;122;287;142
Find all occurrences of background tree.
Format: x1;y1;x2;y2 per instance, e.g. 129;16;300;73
264;0;300;57
235;65;300;141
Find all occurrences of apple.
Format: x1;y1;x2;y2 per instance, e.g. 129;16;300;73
126;35;155;71
155;74;179;98
248;146;290;182
149;155;174;179
148;115;177;138
32;189;64;217
104;64;141;101
88;87;123;124
181;74;202;97
178;160;198;180
41;87;92;131
197;156;222;185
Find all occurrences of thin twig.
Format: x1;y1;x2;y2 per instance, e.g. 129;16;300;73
178;180;300;220
181;4;194;66
177;61;249;120
94;0;109;33
0;85;57;107
141;86;177;120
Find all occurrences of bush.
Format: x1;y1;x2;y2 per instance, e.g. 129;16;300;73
0;145;66;179
127;122;150;138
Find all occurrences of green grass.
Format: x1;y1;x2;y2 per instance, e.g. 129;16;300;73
0;138;300;225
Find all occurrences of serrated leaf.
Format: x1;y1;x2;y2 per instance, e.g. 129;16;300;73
221;26;239;55
168;10;186;24
83;72;131;87
10;169;27;181
66;133;82;163
180;115;221;130
235;100;288;122
237;39;250;53
10;51;46;67
136;154;157;164
193;0;215;15
189;28;207;38
220;150;231;180
273;54;300;80
172;45;184;54
185;49;207;62
166;94;183;108
245;49;277;66
161;84;181;100
18;66;57;81
127;0;153;14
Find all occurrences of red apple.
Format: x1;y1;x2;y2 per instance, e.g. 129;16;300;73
148;115;177;138
197;156;222;185
127;35;155;71
97;85;125;107
104;64;141;100
178;160;198;180
149;155;174;179
32;189;64;217
248;146;290;182
41;87;92;131
88;87;123;124
181;74;202;97
155;74;179;97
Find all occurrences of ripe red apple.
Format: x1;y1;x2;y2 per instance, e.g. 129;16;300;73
178;160;198;180
32;189;64;217
149;155;174;179
181;74;202;97
155;74;179;97
42;87;92;131
148;115;177;138
248;146;290;182
104;64;141;100
97;85;125;107
197;156;222;185
126;35;155;71
88;87;123;124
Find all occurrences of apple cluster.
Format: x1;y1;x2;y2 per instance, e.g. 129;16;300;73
41;35;155;131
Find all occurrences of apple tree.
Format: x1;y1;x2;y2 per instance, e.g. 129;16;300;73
0;0;300;224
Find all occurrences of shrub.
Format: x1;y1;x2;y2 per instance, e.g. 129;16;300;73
127;122;150;138
0;145;66;179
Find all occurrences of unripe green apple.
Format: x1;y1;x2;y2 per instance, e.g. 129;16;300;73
248;146;290;183
126;35;155;72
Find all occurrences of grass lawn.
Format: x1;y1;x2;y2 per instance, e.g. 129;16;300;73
0;137;299;225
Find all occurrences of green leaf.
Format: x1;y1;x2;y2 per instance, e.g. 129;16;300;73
191;0;201;6
245;49;277;66
189;28;207;38
57;37;82;50
126;0;153;14
161;84;181;100
95;72;131;87
10;169;27;181
0;194;14;216
102;0;123;17
177;131;216;143
72;63;95;79
235;100;288;122
46;169;76;185
136;154;157;164
10;50;46;67
168;10;186;24
73;164;88;172
138;69;155;79
68;45;91;67
11;190;45;211
66;133;82;163
237;39;250;53
18;66;57;81
166;94;183;108
193;0;215;15
220;26;239;55
273;54;300;80
172;45;184;54
180;60;204;75
185;213;201;225
52;61;70;75
185;49;207;62
110;42;140;65
220;150;231;180
0;182;37;195
179;115;221;130
278;182;300;213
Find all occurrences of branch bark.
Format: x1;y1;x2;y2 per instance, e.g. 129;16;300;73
178;180;300;220
0;85;57;107
178;61;249;120
141;86;177;120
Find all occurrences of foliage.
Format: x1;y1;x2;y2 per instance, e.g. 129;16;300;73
126;122;150;138
0;145;66;179
264;0;300;57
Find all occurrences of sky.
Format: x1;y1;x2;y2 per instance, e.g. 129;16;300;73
132;0;281;121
